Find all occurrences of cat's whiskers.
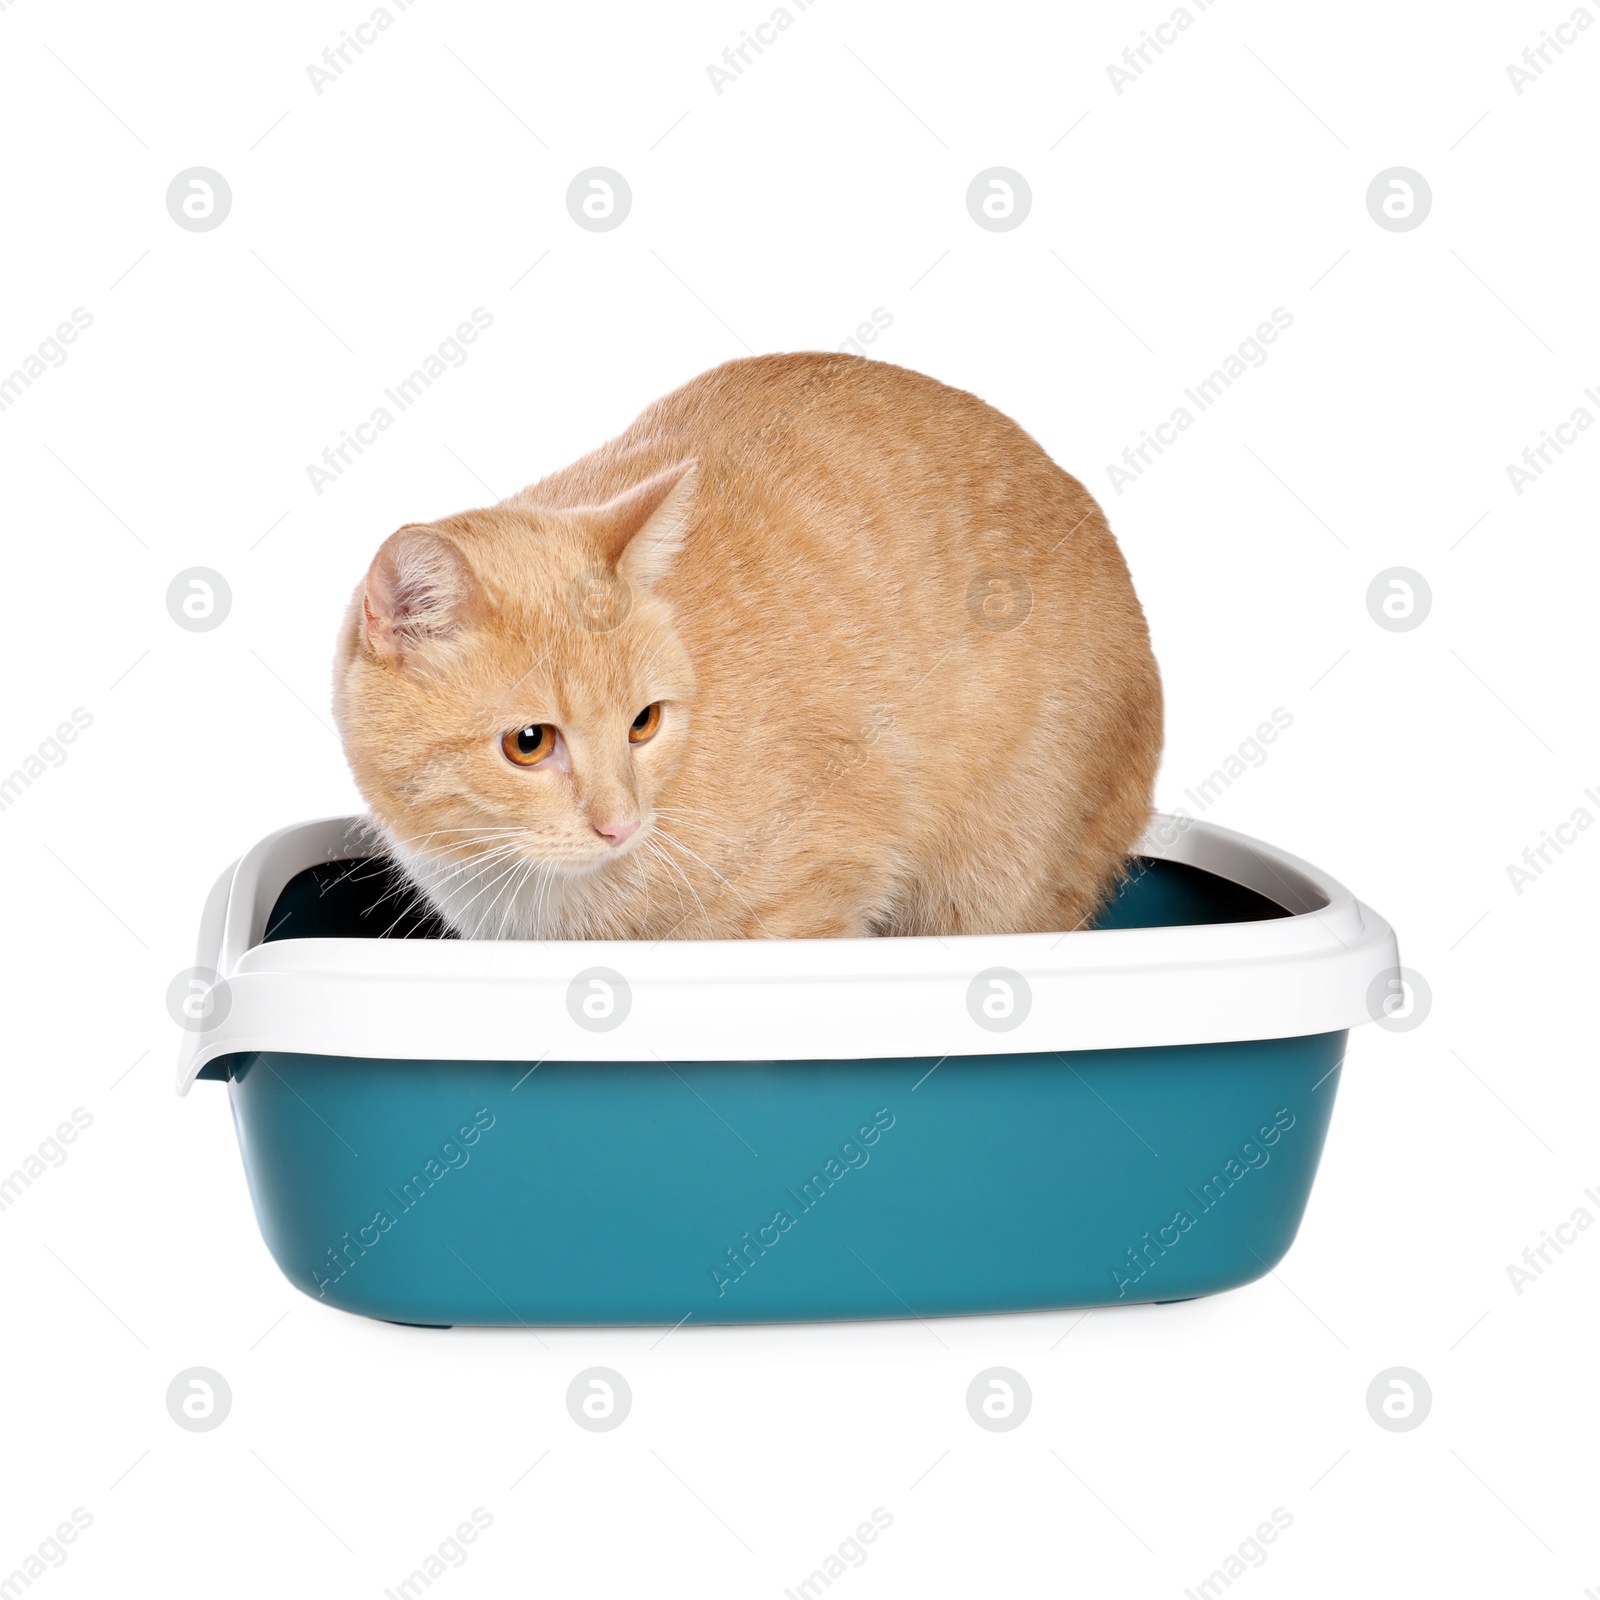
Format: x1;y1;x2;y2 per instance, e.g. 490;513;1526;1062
396;832;534;844
367;839;526;936
501;853;554;941
524;858;557;939
641;834;705;934
652;825;773;937
630;850;652;928
530;859;558;938
374;883;436;940
455;852;537;939
476;851;533;940
374;851;491;940
405;841;533;936
650;808;749;854
495;854;544;940
398;827;541;859
421;843;530;893
651;802;728;826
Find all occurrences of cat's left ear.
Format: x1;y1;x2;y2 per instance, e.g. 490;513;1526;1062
592;461;699;590
361;525;482;663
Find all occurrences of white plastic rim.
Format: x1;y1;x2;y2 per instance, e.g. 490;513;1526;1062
175;813;1399;1093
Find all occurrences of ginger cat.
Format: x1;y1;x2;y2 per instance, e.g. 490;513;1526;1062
333;353;1162;939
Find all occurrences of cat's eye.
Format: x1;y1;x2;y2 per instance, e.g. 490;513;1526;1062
502;724;558;767
629;703;662;745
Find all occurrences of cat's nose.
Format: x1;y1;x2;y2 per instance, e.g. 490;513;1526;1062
594;818;640;847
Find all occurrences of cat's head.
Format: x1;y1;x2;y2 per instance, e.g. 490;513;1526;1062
333;463;699;917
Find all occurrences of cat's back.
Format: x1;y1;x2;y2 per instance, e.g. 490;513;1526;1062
540;354;1076;527
530;354;1120;634
631;352;1068;508
641;350;975;444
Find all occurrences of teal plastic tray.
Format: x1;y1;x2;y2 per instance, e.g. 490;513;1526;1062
205;848;1352;1326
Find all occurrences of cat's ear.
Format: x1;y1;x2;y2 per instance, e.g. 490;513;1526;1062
592;461;699;590
361;526;481;662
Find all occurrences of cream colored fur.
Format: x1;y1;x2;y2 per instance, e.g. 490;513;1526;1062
333;353;1163;939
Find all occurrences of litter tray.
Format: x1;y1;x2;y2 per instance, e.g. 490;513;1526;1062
179;814;1397;1327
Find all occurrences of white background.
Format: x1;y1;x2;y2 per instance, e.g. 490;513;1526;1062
1;0;1595;1594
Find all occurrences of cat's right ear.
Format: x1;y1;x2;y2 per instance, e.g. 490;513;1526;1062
591;460;699;591
361;526;480;663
